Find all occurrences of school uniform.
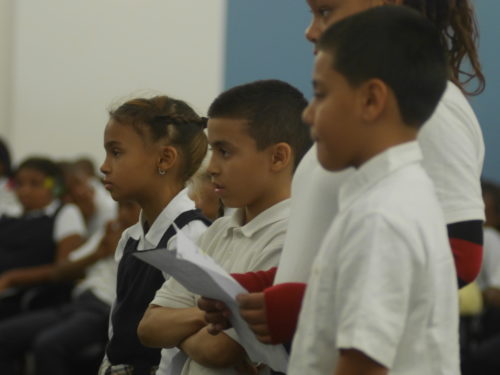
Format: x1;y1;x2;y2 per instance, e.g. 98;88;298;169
288;142;460;375
275;81;484;286
152;199;290;375
0;230;115;375
0;199;86;273
101;189;209;375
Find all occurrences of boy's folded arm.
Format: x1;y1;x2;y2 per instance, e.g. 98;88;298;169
137;304;206;348
179;326;253;369
447;220;483;287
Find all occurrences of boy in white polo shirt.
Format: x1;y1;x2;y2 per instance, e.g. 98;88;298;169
137;80;312;374
288;6;459;375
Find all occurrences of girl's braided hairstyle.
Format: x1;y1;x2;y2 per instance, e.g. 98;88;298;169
109;96;208;182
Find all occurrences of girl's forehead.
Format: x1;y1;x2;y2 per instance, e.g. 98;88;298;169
16;168;46;178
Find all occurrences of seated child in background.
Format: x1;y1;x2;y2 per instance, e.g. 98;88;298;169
0;157;86;319
187;150;224;221
62;160;117;237
286;6;458;375
137;79;311;374
0;200;140;375
98;95;211;375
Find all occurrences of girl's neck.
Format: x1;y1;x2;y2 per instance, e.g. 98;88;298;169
139;182;184;227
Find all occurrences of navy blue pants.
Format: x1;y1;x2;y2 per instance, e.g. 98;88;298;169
0;290;109;375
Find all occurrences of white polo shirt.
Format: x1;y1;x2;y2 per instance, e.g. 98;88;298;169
288;142;460;375
477;227;500;290
275;81;485;285
152;199;290;375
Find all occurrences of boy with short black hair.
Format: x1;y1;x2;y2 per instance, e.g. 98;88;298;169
137;79;311;374
288;6;459;375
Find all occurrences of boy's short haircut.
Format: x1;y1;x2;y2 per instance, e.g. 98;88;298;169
207;79;312;169
318;5;448;128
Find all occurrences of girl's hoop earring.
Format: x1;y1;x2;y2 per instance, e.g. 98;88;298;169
158;168;166;175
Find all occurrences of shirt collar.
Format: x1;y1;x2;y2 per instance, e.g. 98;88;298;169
223;198;291;239
134;188;196;249
338;141;422;213
23;199;60;218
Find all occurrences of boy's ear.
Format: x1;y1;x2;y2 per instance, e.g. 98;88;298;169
358;78;388;123
157;145;178;172
269;142;293;172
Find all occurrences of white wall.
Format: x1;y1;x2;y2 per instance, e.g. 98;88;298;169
0;0;14;139
8;0;226;168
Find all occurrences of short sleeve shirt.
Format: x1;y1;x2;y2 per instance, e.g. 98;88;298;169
275;81;485;284
288;142;460;375
152;199;291;375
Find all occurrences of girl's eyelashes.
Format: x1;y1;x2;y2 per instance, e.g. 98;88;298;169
317;6;332;19
111;148;122;157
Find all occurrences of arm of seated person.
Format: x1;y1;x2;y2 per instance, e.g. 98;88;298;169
334;349;388;375
0;233;85;292
180;326;257;373
137;304;206;348
52;221;121;281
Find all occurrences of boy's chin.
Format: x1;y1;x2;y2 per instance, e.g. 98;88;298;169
317;153;349;172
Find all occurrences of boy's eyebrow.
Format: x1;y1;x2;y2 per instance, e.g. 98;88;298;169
209;140;232;148
104;140;121;149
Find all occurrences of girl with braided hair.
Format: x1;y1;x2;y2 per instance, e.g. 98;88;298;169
98;95;211;375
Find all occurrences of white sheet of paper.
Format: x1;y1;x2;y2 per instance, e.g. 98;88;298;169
133;228;289;373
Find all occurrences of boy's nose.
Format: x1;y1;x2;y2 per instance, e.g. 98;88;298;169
302;103;314;127
206;155;219;177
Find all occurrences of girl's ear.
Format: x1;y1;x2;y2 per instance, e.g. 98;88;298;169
157;145;178;172
269;142;293;172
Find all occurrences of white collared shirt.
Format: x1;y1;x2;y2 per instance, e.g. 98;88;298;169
477;227;500;290
288;142;460;375
275;81;484;286
115;189;207;261
152;199;291;375
106;189;208;343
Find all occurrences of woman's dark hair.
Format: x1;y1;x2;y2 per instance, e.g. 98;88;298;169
402;0;485;96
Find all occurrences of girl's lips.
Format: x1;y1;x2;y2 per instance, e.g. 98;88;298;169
103;181;113;190
213;183;225;194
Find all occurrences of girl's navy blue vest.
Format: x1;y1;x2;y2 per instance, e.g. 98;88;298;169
106;209;210;370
